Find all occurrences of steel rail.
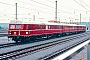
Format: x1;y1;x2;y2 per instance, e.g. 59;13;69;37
0;32;89;60
0;32;88;49
38;38;89;60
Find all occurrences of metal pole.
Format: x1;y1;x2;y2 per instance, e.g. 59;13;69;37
88;18;90;31
33;15;35;21
16;3;17;20
55;1;57;20
80;14;81;24
88;43;90;60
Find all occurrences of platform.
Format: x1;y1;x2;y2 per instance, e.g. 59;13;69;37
52;39;90;60
0;36;14;44
0;33;8;37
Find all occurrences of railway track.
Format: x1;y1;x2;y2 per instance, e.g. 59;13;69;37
0;42;23;49
38;38;89;60
0;32;89;49
0;32;90;60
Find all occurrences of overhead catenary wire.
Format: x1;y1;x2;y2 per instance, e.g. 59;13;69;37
0;0;89;22
74;0;89;11
0;1;82;16
74;0;90;19
0;1;72;20
16;0;54;11
0;1;54;15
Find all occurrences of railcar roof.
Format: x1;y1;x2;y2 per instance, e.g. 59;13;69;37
9;20;86;26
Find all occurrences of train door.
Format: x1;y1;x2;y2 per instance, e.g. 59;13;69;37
46;25;48;30
62;25;64;33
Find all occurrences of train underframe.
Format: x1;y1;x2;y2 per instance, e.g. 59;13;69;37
8;31;86;43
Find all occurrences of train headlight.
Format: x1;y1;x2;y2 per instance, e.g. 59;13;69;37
9;33;11;34
9;31;11;35
19;33;20;35
14;32;16;35
26;32;28;34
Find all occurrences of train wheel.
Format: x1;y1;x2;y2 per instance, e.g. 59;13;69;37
30;36;36;42
46;35;49;39
15;40;19;43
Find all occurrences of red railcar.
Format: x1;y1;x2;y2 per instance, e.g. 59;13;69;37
8;20;86;42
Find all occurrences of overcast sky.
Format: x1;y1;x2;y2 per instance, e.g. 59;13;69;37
0;0;90;23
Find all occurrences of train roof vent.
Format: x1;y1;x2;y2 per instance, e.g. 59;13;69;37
48;20;60;23
10;20;22;24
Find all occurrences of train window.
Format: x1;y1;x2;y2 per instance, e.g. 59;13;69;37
46;25;48;30
72;26;74;28
56;25;60;29
10;25;15;29
30;25;32;30
55;25;58;29
58;26;61;29
26;25;28;30
48;25;50;29
65;26;68;28
42;25;45;29
16;25;21;29
51;25;53;29
36;25;40;29
54;25;57;29
70;26;73;28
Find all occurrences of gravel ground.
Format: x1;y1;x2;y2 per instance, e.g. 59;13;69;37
70;45;87;60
